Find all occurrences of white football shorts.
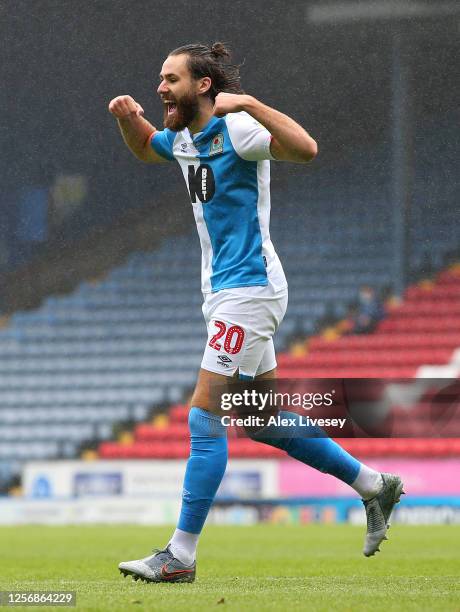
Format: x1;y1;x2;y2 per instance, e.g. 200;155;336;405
201;284;288;378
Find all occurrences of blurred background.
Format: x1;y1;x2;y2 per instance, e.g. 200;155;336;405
0;0;459;525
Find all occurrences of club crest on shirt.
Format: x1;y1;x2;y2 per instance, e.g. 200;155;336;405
209;133;224;156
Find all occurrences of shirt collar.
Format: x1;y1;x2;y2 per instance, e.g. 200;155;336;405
189;115;225;146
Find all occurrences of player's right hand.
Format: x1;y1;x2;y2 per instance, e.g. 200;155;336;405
108;95;144;119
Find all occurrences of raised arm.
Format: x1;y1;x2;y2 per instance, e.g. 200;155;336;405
108;95;166;163
213;93;318;164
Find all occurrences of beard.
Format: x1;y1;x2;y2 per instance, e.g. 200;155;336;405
163;90;200;132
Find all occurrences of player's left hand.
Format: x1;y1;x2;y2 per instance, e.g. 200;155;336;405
212;93;248;117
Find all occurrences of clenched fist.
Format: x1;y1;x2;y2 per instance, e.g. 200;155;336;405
108;95;144;119
212;92;250;117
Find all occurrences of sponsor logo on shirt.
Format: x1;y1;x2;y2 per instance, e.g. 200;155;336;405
187;164;215;203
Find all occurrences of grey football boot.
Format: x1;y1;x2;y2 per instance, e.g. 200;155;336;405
119;545;196;583
363;473;405;557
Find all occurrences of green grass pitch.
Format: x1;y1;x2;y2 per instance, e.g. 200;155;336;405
0;525;459;611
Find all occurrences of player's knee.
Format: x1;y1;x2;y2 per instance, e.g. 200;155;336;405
247;426;291;452
189;387;210;412
244;410;324;454
243;410;292;451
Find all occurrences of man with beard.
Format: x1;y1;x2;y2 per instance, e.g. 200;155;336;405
109;42;403;583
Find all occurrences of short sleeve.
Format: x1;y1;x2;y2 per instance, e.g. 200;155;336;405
150;129;176;161
225;112;276;162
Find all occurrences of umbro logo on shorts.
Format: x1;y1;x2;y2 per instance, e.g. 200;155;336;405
218;355;232;363
217;355;232;368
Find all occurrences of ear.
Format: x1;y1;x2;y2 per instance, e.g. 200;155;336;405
197;76;212;95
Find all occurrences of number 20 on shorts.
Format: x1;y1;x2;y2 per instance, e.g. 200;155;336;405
208;320;245;354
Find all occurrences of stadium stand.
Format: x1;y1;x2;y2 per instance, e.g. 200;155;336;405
0;147;458;489
97;264;460;461
278;268;460;379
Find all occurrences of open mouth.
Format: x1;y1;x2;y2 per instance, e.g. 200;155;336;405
166;102;177;115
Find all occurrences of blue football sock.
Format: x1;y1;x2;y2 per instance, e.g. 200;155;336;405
177;407;228;534
250;410;361;484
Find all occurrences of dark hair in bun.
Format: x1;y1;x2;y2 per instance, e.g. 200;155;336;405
210;42;231;60
169;42;244;101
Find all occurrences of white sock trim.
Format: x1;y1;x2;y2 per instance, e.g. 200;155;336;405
351;464;384;500
168;528;199;565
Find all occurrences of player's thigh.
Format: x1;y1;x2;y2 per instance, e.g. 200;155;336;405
191;366;276;416
195;330;274;414
194;346;277;415
190;367;231;415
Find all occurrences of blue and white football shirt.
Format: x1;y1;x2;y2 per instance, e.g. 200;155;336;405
151;111;287;294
